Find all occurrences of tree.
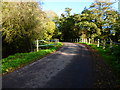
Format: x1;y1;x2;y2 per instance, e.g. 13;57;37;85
112;13;120;42
88;0;118;41
44;10;58;21
54;8;75;41
2;2;56;57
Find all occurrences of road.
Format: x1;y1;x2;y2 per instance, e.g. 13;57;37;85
2;43;94;88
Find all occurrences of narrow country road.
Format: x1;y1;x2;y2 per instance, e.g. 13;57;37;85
3;43;94;88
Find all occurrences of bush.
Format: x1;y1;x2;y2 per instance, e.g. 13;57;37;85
110;45;120;62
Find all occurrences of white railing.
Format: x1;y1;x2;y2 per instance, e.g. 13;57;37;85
69;38;120;49
35;39;59;52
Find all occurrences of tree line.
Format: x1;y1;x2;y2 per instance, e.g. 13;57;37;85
2;0;120;58
54;0;120;44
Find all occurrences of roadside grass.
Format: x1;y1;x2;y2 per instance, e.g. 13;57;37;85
1;42;63;74
78;42;120;83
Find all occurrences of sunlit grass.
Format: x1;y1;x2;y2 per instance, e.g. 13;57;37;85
2;42;63;74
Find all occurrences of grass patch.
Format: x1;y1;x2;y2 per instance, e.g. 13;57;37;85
78;42;120;82
2;42;63;74
91;45;120;71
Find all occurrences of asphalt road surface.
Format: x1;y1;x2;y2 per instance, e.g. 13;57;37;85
2;43;94;88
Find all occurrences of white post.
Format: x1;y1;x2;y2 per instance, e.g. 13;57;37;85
84;38;85;43
97;39;100;47
37;39;39;52
85;38;87;43
89;38;91;44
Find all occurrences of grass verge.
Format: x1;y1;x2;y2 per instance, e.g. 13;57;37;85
1;42;63;75
78;42;120;83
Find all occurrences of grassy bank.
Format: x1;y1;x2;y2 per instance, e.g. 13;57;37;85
1;42;63;74
78;42;120;82
90;44;120;73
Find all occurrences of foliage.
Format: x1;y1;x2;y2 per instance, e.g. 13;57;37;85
89;0;118;41
55;0;120;43
2;2;56;58
112;14;120;42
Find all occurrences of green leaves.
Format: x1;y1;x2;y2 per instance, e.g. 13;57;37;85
2;2;57;57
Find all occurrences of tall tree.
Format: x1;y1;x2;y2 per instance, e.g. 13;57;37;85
89;0;118;41
112;13;120;42
2;2;56;57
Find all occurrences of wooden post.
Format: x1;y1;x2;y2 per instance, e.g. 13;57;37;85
97;39;100;47
110;38;112;48
92;38;94;44
37;39;39;52
85;38;86;43
103;39;106;49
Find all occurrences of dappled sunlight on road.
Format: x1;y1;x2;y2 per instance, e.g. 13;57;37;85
60;52;79;56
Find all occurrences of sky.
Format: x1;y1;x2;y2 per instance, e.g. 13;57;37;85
40;0;118;16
